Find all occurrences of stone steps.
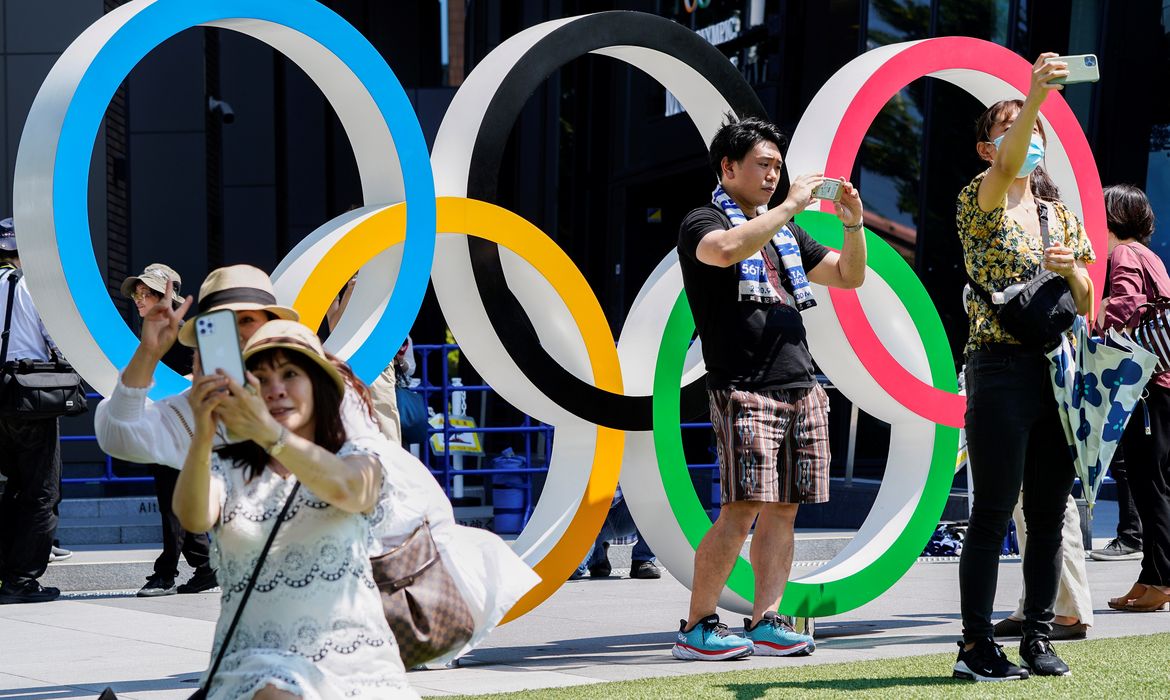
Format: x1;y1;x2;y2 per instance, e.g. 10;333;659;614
57;496;166;546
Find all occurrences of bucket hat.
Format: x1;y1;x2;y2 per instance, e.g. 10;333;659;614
121;263;184;307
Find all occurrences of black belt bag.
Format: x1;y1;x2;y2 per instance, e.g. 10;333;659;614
0;268;87;419
967;202;1077;348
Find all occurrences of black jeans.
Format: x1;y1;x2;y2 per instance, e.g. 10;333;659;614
0;417;61;587
1119;385;1170;586
149;464;211;578
1110;447;1143;548
959;349;1075;641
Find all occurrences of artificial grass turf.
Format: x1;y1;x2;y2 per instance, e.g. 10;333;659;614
445;632;1170;699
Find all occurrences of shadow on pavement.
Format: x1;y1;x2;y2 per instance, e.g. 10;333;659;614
459;623;960;669
0;673;200;699
459;631;676;668
814;617;952;639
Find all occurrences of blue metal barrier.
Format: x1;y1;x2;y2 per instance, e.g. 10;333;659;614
408;344;554;525
61;392;151;485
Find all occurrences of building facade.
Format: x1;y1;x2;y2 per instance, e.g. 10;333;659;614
1;0;1167;483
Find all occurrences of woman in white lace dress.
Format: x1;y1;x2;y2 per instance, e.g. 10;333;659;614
174;320;416;700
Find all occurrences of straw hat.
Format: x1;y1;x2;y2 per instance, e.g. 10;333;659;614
121;263;184;307
242;319;345;395
178;265;298;346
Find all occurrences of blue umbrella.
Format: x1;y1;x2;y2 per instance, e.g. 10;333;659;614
1047;319;1157;510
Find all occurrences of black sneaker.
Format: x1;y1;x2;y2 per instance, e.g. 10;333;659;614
588;543;611;578
953;638;1029;681
630;560;661;579
1020;636;1071;676
0;580;61;604
137;574;177;597
177;567;219;594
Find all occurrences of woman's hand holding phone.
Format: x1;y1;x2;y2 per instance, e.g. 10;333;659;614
215;372;282;449
1031;52;1068;95
188;373;228;442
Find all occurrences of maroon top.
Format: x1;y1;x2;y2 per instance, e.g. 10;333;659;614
1101;241;1170;389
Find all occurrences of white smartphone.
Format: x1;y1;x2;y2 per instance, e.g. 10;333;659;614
194;308;246;386
813;178;844;202
1045;54;1099;85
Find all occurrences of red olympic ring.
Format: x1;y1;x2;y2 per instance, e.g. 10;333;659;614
815;37;1106;428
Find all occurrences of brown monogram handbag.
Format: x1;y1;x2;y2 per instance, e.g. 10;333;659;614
370;520;475;668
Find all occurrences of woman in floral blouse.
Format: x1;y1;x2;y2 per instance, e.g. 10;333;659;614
951;54;1095;683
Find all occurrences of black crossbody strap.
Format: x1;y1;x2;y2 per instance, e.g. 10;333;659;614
1037;201;1050;250
965;268;996;308
203;480;302;689
1;267;21;364
968;202;1055;307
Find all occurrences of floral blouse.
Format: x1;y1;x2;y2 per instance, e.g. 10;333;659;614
956;172;1096;354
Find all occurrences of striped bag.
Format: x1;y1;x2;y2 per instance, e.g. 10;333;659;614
1126;299;1170;372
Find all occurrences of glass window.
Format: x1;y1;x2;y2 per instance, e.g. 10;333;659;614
1144;8;1170;264
937;0;1013;45
860;1;931;261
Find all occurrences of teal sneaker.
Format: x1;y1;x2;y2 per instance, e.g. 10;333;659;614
671;614;754;661
744;612;814;656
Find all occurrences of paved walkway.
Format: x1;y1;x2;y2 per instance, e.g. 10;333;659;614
1;504;1164;698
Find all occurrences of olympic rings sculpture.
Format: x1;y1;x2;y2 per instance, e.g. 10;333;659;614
13;1;1106;621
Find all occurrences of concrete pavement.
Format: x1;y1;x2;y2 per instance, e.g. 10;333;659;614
1;502;1165;699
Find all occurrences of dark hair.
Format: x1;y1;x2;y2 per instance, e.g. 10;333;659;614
1104;184;1156;244
216;348;347;481
324;350;377;423
974;99;1060;201
708;114;788;180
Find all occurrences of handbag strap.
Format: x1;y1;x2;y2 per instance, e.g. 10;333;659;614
966;201;1055;307
0;267;61;365
1037;201;1050;250
1;267;21;364
202;479;302;689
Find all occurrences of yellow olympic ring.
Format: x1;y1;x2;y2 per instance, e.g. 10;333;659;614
293;197;624;621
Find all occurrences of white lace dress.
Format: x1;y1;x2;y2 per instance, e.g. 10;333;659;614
203;443;416;699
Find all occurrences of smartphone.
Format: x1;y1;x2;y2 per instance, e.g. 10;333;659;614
1045;54;1099;85
813;178;844;202
194;308;246;386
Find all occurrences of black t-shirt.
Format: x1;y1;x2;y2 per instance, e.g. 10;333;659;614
677;204;830;390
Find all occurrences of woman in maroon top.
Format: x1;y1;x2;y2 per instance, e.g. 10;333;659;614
1099;184;1170;612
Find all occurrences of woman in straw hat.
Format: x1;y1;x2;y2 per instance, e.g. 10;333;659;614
174;319;415;699
95;264;384;471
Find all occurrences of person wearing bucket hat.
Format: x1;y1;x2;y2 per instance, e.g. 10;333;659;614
121;263;185;311
0;217;69;604
172;318;415;698
117;263;212;597
94;264;383;480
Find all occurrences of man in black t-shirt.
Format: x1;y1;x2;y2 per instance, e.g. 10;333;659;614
671;117;867;661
